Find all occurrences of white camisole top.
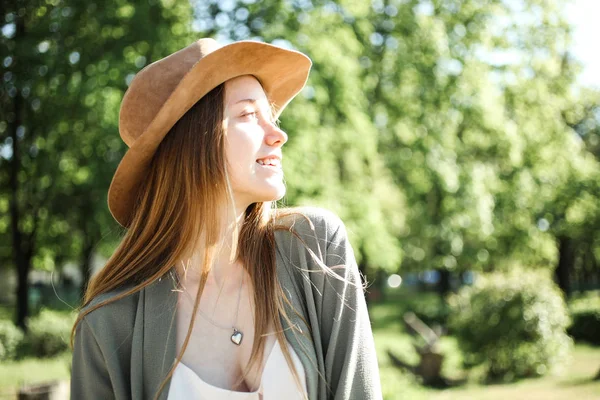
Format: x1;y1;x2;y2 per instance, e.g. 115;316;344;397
167;338;307;399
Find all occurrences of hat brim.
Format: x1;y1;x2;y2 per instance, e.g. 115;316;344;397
108;41;312;228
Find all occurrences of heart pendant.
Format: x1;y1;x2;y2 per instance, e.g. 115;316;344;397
231;329;243;346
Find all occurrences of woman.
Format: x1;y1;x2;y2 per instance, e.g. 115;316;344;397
70;38;382;400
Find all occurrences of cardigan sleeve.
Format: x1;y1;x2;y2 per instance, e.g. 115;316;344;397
320;216;383;400
70;317;115;400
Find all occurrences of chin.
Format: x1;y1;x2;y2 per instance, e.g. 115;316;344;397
234;174;285;200
255;185;286;203
264;191;286;203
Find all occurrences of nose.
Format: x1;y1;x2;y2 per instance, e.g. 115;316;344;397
265;122;288;146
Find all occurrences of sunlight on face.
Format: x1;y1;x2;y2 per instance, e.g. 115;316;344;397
223;75;289;209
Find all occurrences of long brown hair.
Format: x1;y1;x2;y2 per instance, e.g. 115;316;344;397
70;79;357;399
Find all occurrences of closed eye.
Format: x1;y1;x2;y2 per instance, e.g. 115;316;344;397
240;108;278;126
241;111;259;120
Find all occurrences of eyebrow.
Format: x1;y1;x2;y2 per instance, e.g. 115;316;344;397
235;98;258;105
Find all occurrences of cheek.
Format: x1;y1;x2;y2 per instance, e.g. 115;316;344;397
225;130;261;173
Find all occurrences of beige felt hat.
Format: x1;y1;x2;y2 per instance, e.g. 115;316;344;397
107;38;312;228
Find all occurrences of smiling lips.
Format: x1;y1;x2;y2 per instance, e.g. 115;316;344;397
256;155;282;168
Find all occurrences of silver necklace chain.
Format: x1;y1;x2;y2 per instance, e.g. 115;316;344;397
179;268;245;345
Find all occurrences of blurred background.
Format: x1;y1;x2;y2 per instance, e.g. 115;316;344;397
1;0;599;399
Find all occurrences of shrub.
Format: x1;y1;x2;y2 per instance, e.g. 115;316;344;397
567;292;600;345
448;268;573;382
407;293;450;328
24;309;76;358
0;319;24;361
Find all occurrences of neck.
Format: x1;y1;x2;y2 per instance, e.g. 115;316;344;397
177;201;250;289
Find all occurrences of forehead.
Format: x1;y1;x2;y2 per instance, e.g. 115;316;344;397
224;75;270;108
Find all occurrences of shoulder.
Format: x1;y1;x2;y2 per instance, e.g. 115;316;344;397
77;284;140;338
274;207;366;312
273;205;347;248
273;206;356;279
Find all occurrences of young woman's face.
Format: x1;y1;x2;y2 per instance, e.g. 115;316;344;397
223;75;288;208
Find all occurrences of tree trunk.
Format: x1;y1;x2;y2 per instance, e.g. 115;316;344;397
10;111;30;330
9;10;30;331
555;236;575;297
416;352;444;384
15;256;31;331
436;268;451;296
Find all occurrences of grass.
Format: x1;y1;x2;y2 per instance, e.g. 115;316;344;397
0;353;71;399
1;291;599;399
424;345;600;400
370;291;600;400
0;305;75;398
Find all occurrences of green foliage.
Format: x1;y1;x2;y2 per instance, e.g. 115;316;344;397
569;291;600;313
197;0;599;282
448;269;573;381
2;0;599;332
0;320;24;361
370;296;600;399
567;292;600;345
196;0;406;275
403;291;450;328
23;309;76;358
2;0;196;325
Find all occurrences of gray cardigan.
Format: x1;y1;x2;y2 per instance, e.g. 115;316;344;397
70;207;383;399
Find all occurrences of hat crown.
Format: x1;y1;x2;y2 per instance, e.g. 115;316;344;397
118;38;221;147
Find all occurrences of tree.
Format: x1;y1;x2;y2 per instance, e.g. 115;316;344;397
0;0;194;329
193;0;600;297
195;0;407;289
333;0;599;296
